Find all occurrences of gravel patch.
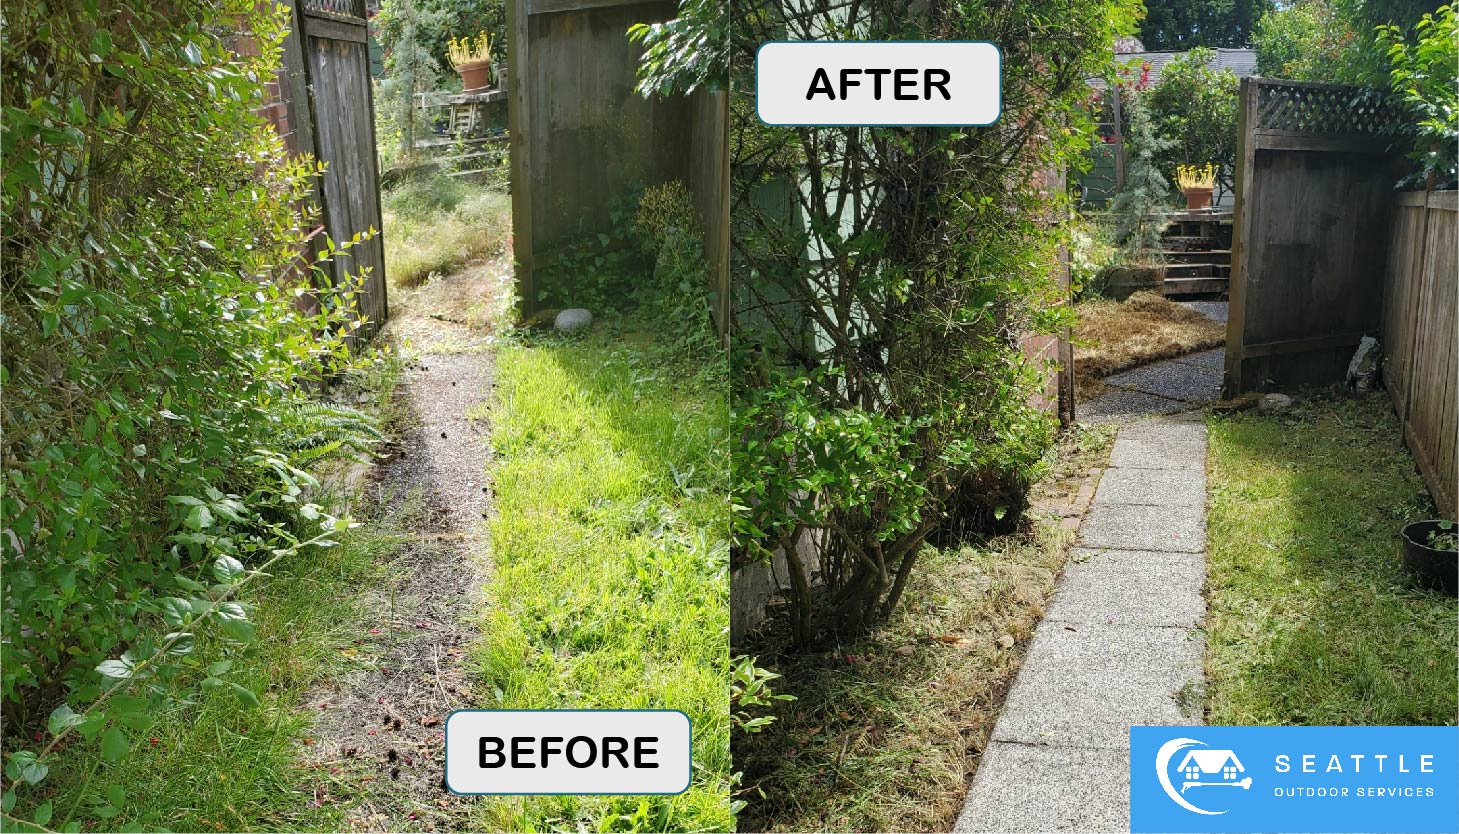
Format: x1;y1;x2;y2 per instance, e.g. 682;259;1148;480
1170;347;1225;374
1079;388;1189;423
1105;359;1220;404
1178;300;1229;324
294;264;502;830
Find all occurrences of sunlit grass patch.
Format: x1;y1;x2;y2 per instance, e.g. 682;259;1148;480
1205;393;1457;725
3;501;416;833
472;330;731;832
383;181;510;289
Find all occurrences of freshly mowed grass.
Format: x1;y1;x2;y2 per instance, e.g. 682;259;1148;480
1205;393;1458;726
3;511;408;833
471;330;731;832
733;530;1071;833
732;427;1111;833
383;177;510;288
1075;291;1225;398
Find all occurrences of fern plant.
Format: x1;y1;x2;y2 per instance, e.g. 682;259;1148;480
274;402;383;467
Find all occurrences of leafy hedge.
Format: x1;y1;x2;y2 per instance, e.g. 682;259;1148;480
2;0;377;818
730;0;1141;644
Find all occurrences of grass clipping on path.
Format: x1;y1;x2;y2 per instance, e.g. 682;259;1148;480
1206;393;1457;725
1075;291;1225;396
473;333;730;832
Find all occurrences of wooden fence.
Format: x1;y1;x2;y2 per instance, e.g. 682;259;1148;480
1382;190;1458;517
265;0;388;338
1226;77;1457;517
506;0;729;326
1225;78;1402;395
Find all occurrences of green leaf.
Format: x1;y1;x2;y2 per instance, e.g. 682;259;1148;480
96;658;134;679
185;503;213;530
1;789;14;814
213;554;245;582
116;711;154;732
163;632;195;655
173;574;208;592
21;760;49;785
108;695;147;716
219;618;256;643
107;783;127;808
160;597;191;628
101;726;130;763
207;660;234;676
228;682;261;708
33;800;53;827
48;703;85;736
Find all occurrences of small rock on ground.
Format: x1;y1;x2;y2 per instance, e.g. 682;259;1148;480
1258;392;1294;414
554;308;592;332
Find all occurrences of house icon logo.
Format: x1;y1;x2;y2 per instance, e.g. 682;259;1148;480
1155;737;1253;815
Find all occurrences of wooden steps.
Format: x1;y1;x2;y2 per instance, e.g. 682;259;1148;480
1163;276;1230;296
1159;225;1231;298
1163;235;1218;251
1162;249;1231;266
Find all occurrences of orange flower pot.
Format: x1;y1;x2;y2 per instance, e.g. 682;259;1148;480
455;59;492;92
1183;186;1213;210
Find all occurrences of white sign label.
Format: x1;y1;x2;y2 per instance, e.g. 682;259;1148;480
756;41;1001;126
444;710;692;795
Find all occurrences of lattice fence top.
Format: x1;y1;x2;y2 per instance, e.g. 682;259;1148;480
1254;80;1404;136
302;0;365;18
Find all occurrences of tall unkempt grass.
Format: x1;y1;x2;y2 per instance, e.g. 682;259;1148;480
473;331;731;832
382;174;510;287
1205;393;1457;725
2;362;408;833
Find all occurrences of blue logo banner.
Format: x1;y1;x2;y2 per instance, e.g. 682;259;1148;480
1131;726;1459;833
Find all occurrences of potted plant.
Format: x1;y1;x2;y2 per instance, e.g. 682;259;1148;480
1399;519;1457;595
448;32;495;92
1176;163;1215;210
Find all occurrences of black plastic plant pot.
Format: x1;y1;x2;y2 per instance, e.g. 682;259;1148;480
1399;520;1458;596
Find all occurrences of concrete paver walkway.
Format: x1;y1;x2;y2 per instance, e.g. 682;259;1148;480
955;416;1208;832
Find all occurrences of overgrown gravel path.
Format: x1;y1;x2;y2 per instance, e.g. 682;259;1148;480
295;262;508;830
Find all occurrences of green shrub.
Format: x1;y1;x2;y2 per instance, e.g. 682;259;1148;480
633;181;723;359
1146;47;1240;195
730;0;1138;643
1;0;378;816
1378;5;1458;188
530;180;722;367
1069;214;1120;300
1107;82;1175;260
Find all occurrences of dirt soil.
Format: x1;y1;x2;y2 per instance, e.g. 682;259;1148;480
293;257;512;831
1075;291;1225;400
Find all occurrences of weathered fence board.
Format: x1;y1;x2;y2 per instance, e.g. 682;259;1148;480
507;0;728;322
687;88;730;338
1225;78;1402;396
270;0;388;339
1383;191;1458;517
1227;77;1457;517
